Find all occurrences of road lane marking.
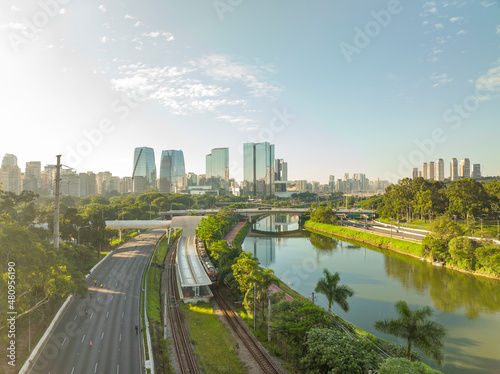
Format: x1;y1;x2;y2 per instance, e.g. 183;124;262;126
117;364;119;374
119;333;122;342
122;312;124;318
74;315;77;320
94;363;98;373
71;367;75;374
106;311;109;318
90;312;94;319
81;335;86;343
101;332;104;340
62;337;66;346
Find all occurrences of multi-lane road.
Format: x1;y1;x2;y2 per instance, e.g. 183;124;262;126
27;229;163;374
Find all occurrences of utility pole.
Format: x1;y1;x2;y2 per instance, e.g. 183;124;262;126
53;155;61;249
268;296;272;343
253;282;257;331
311;291;315;304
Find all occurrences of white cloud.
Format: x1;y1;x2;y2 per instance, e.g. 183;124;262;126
194;54;281;98
457;29;466;35
10;5;21;11
475;62;500;99
98;5;106;12
100;36;108;43
431;73;453;87
435;23;444;29
449;17;462;23
59;8;66;15
134;21;143;28
216;115;258;130
497;25;500;34
142;31;174;42
481;1;496;7
423;21;429;26
124;14;136;20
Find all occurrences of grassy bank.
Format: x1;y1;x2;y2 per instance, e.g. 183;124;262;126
181;302;248;374
305;221;423;258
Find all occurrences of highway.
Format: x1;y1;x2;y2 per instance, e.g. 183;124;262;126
28;229;163;374
343;220;428;241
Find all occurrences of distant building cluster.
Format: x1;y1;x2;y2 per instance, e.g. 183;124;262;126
411;158;481;182
6;148;480;199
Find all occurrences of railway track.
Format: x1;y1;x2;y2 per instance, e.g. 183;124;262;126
213;288;283;374
166;246;200;374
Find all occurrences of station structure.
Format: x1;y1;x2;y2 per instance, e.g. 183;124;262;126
106;216;213;303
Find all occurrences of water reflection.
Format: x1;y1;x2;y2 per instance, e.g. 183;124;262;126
382;253;500;319
309;232;338;251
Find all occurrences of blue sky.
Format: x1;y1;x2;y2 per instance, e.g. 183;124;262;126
1;0;499;183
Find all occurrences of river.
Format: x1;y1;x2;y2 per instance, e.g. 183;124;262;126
243;215;500;374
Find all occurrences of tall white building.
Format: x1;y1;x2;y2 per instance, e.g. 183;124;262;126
435;159;445;181
428;161;435;181
460;158;470;178
422;162;428;179
450;158;459;181
472;164;481;179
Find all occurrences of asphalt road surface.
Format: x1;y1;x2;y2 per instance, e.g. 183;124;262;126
28;229;163;374
343;220;428;241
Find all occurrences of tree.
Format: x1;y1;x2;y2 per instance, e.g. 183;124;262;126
374;300;446;364
314;269;354;313
252;268;275;321
378;358;443;374
430;216;464;237
447;179;490;219
231;252;259;309
310;207;336;225
448;237;477;271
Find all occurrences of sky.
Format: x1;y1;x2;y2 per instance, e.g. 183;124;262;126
1;0;499;184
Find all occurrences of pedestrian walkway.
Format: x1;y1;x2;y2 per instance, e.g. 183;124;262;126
225;221;246;246
268;284;293;302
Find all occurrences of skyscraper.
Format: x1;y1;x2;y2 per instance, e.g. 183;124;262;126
472;164;481;179
435;159;445;181
158;150;185;193
422;163;428;180
23;161;42;192
243;142;275;196
0;154;21;194
206;148;229;189
328;175;335;191
459;158;470;179
132;147;156;193
412;168;418;180
450;158;459;181
428;161;435;181
275;159;288;182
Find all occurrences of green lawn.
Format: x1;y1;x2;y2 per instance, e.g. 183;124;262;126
181;302;248;374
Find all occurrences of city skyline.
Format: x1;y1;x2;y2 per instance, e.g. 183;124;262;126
1;1;499;183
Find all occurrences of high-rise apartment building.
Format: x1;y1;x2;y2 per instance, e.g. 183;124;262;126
435;159;445;181
422;163;428;180
459;158;470;179
428;162;435;181
0;154;21;194
412;168;419;180
472;164;481;179
132;147;156;193
23;161;42;192
328;175;335;191
450;158;459;181
243;142;275;196
158;150;185;193
206;148;229;189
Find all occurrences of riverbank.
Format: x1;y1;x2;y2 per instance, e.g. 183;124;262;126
305;221;500;281
304;221;423;258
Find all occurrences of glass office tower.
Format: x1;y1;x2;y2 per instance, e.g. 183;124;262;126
158;150;185;193
243;142;274;196
206;148;229;189
132;147;156;193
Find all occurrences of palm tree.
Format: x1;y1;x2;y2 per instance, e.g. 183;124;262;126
374;300;447;364
314;269;354;313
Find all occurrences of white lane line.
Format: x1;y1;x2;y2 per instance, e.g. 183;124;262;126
62;337;66;346
71;367;75;374
101;332;104;340
90;312;94;319
111;295;114;300
106;311;109;318
119;333;122;342
74;315;77;320
94;362;98;373
117;364;119;374
122;312;124;318
81;334;86;343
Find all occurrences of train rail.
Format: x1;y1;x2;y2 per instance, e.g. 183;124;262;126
166;246;200;374
213;288;283;374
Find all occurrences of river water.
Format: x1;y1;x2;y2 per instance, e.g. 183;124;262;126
243;215;500;374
